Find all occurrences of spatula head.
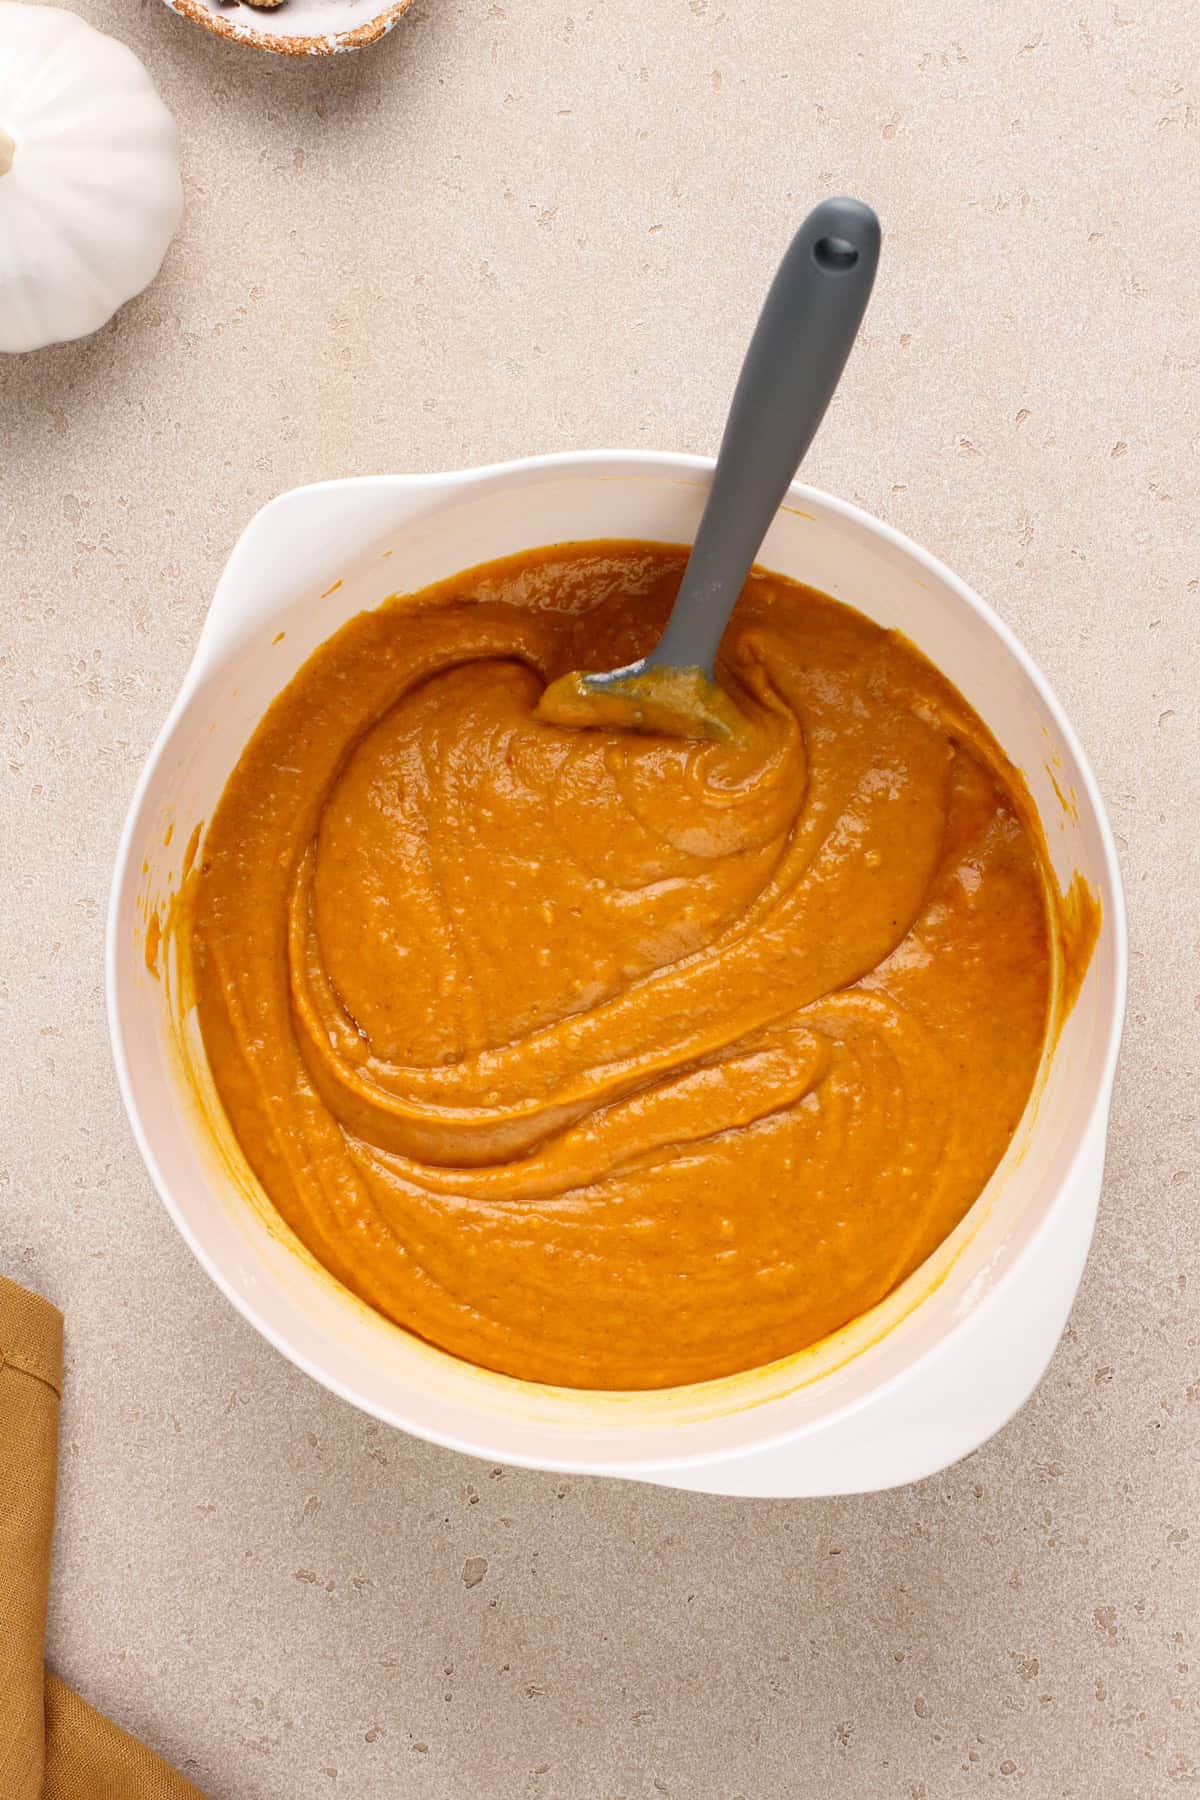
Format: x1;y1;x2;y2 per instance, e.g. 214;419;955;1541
535;661;748;742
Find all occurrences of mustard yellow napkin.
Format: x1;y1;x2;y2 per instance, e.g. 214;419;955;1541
0;1273;205;1800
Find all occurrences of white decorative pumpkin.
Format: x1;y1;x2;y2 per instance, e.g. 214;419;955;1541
0;5;183;354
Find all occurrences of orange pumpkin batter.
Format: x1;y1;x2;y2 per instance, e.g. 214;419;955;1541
190;542;1060;1389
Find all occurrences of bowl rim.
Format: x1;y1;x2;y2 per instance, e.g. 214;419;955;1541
158;0;413;57
106;449;1129;1473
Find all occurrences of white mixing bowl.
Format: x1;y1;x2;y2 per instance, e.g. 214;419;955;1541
107;453;1126;1496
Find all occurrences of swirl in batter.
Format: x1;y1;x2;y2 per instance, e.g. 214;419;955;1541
190;543;1058;1388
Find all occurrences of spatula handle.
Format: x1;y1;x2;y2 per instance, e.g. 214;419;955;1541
648;198;881;675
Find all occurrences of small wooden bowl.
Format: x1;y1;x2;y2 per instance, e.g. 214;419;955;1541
160;0;413;57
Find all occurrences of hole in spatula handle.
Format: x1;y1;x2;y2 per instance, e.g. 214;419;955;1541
813;235;860;271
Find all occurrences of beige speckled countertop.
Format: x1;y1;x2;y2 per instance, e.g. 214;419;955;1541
2;2;1198;1794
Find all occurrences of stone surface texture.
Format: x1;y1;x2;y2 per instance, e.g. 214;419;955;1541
1;1;1198;1795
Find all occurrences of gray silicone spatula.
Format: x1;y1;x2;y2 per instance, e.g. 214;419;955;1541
537;197;881;740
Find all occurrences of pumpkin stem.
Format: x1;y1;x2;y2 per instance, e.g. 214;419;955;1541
0;126;14;178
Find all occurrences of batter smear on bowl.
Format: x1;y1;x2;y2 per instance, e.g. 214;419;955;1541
189;542;1066;1390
